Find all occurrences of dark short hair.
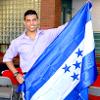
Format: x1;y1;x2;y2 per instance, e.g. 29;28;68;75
24;10;38;20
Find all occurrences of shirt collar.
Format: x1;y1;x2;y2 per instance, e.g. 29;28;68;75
22;29;43;39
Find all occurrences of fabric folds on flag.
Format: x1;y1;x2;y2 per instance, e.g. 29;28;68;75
18;1;97;100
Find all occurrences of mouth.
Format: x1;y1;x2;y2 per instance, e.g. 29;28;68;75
30;25;37;28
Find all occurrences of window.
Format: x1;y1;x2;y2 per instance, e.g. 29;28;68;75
0;0;41;52
61;0;72;24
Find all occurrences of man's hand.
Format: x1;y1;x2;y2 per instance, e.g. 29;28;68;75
16;73;24;84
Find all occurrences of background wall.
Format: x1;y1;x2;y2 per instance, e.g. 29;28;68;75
40;0;61;29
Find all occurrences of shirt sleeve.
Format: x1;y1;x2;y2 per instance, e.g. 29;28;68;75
3;40;18;62
44;22;68;43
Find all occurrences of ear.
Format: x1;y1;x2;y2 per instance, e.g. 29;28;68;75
37;19;40;26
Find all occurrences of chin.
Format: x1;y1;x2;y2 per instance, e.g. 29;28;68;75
29;28;35;31
30;29;36;32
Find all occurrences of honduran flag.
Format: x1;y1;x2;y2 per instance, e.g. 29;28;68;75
18;1;97;100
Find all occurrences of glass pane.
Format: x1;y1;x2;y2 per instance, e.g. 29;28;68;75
0;0;41;52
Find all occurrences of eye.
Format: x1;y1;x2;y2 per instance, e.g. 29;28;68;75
26;19;30;22
32;18;37;21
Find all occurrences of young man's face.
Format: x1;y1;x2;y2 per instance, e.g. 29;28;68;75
24;14;39;32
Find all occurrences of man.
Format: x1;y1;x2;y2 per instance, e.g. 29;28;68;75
3;10;68;84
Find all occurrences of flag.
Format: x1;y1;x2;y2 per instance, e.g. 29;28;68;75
18;1;97;100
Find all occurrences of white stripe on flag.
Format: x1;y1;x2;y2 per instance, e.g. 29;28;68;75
83;21;94;56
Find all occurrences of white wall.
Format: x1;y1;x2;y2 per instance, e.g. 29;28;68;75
72;0;100;32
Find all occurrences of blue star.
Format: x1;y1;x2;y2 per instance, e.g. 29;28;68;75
76;49;83;57
73;61;81;69
71;73;79;81
62;64;71;73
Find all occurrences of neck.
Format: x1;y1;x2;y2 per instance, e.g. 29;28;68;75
26;30;37;40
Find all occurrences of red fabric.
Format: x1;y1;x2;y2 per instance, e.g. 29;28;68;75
0;52;4;56
89;94;100;100
2;68;23;85
96;63;100;67
91;75;100;87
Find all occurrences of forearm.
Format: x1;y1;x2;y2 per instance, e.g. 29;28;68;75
5;61;18;74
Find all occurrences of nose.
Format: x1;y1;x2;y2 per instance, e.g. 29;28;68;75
30;20;34;25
